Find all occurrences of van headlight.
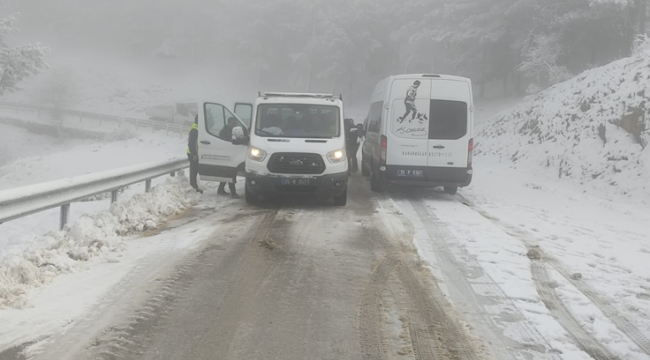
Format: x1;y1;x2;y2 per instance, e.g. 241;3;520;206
327;149;346;164
248;147;267;162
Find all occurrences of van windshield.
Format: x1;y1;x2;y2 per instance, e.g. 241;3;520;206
255;104;340;138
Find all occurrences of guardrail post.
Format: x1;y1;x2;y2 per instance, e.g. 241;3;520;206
60;204;70;230
145;179;152;193
111;189;119;203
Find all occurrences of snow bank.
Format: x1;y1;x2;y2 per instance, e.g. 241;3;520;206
0;130;184;190
0;176;200;309
477;48;650;203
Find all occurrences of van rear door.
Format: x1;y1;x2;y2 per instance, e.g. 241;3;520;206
426;79;472;170
385;78;431;174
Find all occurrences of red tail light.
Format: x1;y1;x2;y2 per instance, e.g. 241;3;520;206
468;138;474;168
380;135;387;165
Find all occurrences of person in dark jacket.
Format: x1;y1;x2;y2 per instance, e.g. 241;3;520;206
217;117;243;198
187;115;203;194
344;118;360;172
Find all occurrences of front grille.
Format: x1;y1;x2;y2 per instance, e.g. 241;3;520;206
267;153;326;174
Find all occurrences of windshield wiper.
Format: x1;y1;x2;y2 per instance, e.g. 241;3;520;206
256;129;276;136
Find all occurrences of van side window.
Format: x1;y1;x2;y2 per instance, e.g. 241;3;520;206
428;100;468;140
205;103;242;141
367;101;383;133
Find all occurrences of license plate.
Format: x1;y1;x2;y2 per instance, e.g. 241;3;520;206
397;169;424;178
281;178;312;186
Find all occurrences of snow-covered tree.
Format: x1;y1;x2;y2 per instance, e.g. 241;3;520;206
519;33;572;92
0;14;49;96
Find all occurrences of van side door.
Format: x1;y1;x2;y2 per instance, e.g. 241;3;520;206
198;102;248;182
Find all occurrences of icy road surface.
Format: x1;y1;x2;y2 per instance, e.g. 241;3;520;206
1;172;649;360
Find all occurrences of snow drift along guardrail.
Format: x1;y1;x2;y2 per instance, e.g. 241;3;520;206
0;158;189;229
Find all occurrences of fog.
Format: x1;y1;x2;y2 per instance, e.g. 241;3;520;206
1;0;645;107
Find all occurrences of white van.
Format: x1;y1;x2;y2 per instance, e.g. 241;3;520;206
361;74;474;194
197;93;348;205
242;92;349;205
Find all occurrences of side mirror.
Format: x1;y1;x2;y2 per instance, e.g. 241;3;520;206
232;136;250;146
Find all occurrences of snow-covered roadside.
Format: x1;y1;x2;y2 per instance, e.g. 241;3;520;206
0;183;243;355
0;126;185;190
0;123;93;168
381;195;591;359
0;122;187;264
385;171;650;359
461;157;650;348
0;175;201;309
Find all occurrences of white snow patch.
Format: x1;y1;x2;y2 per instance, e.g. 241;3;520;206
461;156;650;352
477;49;650;204
0;176;200;309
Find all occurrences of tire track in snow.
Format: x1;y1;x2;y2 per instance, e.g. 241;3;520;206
362;196;488;360
358;254;398;360
406;198;562;360
458;193;650;358
531;260;618;360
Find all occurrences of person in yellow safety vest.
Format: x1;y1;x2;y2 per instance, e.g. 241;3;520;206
187;115;203;194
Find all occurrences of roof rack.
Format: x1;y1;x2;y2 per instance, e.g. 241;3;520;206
259;92;343;101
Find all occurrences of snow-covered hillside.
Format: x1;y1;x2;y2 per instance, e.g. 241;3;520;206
477;47;650;204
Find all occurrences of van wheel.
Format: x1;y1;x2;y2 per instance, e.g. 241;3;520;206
444;186;458;195
361;157;369;176
370;167;385;193
245;184;259;204
333;189;347;206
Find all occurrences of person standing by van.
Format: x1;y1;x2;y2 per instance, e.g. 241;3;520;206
345;118;360;172
187;115;203;194
398;80;420;123
217;117;242;198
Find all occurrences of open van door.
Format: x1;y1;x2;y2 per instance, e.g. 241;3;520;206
198;102;248;182
234;102;253;128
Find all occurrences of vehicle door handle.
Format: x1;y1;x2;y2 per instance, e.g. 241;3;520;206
432;145;445;149
200;141;211;145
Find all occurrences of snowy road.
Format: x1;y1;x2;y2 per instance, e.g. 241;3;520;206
1;173;649;360
1;177;487;360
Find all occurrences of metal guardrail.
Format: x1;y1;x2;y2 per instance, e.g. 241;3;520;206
0;102;187;135
0;158;189;230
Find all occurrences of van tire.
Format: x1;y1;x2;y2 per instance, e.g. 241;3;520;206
370;167;384;193
361;157;370;176
333;190;347;206
444;186;458;195
245;184;259;204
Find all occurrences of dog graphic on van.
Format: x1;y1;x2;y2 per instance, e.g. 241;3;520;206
397;80;428;125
